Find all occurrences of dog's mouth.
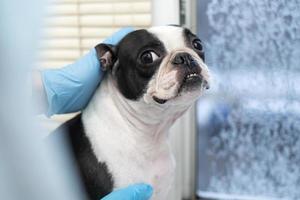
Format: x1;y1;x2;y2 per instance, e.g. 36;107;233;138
176;67;205;90
153;96;168;104
152;69;209;104
182;71;202;86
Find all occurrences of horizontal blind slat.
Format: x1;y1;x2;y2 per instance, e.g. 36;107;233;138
80;15;113;26
47;4;78;15
39;38;80;49
42;27;80;38
132;2;151;12
40;49;80;60
45;16;79;26
49;0;150;4
79;14;151;26
78;0;149;2
79;2;150;14
49;0;77;3
80;27;118;37
79;3;113;14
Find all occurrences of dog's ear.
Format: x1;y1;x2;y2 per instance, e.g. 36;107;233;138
95;43;117;71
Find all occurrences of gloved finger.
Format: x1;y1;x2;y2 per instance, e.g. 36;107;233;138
42;27;134;116
103;27;135;45
101;183;153;200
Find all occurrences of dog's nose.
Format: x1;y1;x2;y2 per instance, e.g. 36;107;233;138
172;52;197;68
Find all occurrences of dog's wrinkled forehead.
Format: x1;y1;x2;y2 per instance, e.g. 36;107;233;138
147;26;187;52
117;26;190;55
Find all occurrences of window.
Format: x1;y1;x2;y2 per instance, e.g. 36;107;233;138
38;0;151;69
196;0;300;200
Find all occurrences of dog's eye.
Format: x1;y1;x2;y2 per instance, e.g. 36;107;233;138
192;39;203;51
140;51;159;64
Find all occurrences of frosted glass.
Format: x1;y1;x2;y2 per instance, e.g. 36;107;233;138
196;0;300;199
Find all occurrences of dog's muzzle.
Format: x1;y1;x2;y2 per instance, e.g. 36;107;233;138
172;52;208;90
152;52;209;104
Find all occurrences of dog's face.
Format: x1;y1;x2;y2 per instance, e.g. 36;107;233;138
96;26;210;106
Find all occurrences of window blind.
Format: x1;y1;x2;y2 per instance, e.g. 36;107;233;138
38;0;152;69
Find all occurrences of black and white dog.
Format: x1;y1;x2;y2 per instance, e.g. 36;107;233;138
55;26;210;200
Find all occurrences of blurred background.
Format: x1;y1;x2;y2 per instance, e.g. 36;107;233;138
196;1;300;200
1;0;300;200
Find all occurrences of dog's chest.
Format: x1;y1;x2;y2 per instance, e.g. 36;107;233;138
82;107;175;200
111;145;175;200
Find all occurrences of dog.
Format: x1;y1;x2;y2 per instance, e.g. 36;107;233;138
54;25;210;200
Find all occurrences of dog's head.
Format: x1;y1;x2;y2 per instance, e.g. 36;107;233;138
95;26;210;106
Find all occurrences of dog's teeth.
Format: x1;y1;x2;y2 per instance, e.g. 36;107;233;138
186;73;198;79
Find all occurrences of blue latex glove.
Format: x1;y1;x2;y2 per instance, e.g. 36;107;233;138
101;184;153;200
41;27;134;116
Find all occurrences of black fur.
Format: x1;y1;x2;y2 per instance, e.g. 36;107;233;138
51;114;114;200
183;28;205;61
106;30;167;100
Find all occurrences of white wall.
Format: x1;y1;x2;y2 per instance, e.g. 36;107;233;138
152;0;180;26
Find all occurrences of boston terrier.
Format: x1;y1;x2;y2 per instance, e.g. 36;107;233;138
54;25;210;200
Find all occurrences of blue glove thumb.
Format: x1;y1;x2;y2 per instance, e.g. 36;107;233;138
41;27;134;116
101;183;153;200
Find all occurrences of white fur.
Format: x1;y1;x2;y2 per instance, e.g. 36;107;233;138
82;76;187;199
148;26;186;52
81;26;210;200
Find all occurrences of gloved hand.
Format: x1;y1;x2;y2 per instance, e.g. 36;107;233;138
41;27;134;116
101;184;153;200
